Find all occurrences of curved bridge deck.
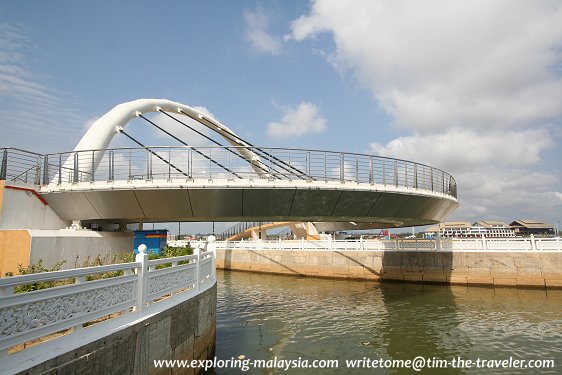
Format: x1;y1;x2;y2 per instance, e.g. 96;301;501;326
1;146;458;227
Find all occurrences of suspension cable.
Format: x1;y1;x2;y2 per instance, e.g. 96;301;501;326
158;110;286;179
118;129;190;178
178;109;313;180
137;114;242;179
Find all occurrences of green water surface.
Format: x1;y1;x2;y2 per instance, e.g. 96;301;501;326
214;270;562;374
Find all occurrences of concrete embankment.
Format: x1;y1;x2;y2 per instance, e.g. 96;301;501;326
216;249;562;289
17;284;217;375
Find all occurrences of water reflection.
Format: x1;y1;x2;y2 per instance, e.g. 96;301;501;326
214;270;562;374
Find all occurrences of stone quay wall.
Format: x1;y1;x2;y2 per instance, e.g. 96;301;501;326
17;284;217;375
217;248;562;289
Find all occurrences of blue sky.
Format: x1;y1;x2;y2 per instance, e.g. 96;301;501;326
1;0;562;232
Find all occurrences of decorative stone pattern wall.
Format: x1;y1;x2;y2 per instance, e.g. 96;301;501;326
16;284;217;375
217;249;562;289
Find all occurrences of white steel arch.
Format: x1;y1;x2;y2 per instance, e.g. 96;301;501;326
67;98;267;176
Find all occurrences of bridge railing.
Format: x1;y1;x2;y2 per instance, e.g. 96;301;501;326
215;236;562;252
32;146;457;198
0;246;216;357
219;221;275;240
0;148;43;184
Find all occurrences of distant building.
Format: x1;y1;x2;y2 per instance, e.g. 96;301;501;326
509;220;554;237
425;222;472;238
425;220;515;238
472;221;515;237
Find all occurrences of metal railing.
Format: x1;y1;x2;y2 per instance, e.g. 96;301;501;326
1;146;457;198
215;236;562;252
0;148;43;184
0;245;216;357
219;221;275;240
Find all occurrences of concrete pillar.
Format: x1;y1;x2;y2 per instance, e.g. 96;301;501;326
193;247;200;291
135;244;148;312
530;234;536;251
250;229;259;241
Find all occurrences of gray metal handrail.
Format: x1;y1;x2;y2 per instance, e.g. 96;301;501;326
219;221;275;240
0;148;43;184
1;146;458;199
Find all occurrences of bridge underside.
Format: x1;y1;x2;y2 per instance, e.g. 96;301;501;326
41;182;458;228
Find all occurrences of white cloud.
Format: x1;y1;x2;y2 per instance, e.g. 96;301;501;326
370;128;554;172
267;102;327;138
0;19;85;152
290;0;562;223
243;7;282;55
291;0;562;132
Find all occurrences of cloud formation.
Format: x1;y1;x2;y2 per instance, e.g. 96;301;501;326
244;7;282;55
267;102;327;138
290;0;562;222
0;19;85;151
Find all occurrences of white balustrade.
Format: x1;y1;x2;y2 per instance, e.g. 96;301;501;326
215;237;562;252
0;241;216;357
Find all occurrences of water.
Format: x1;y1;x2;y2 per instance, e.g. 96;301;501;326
214;270;562;374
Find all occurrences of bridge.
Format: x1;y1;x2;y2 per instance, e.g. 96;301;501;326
0;98;459;374
1;98;458;231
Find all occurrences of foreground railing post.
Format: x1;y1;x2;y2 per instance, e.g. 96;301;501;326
481;234;487;251
194;247;200;291
530;234;536;251
207;235;217;278
135;244;148;312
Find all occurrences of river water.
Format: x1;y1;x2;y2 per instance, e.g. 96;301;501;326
214;270;562;374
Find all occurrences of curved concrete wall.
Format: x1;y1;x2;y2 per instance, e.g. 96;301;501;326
216;249;562;289
16;284;217;375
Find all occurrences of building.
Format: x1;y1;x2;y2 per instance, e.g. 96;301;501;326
425;220;515;238
471;221;515;237
509;220;555;237
425;222;472;238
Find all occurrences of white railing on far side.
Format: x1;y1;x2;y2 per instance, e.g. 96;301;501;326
213;235;562;252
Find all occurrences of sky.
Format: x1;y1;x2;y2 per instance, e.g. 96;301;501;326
1;0;562;233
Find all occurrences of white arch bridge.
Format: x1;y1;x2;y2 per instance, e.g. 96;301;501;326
1;99;458;229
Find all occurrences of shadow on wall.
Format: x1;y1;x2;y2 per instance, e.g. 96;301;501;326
217;244;457;286
380;247;454;285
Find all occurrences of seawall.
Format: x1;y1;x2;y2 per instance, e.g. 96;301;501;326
16;283;217;375
216;248;562;289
